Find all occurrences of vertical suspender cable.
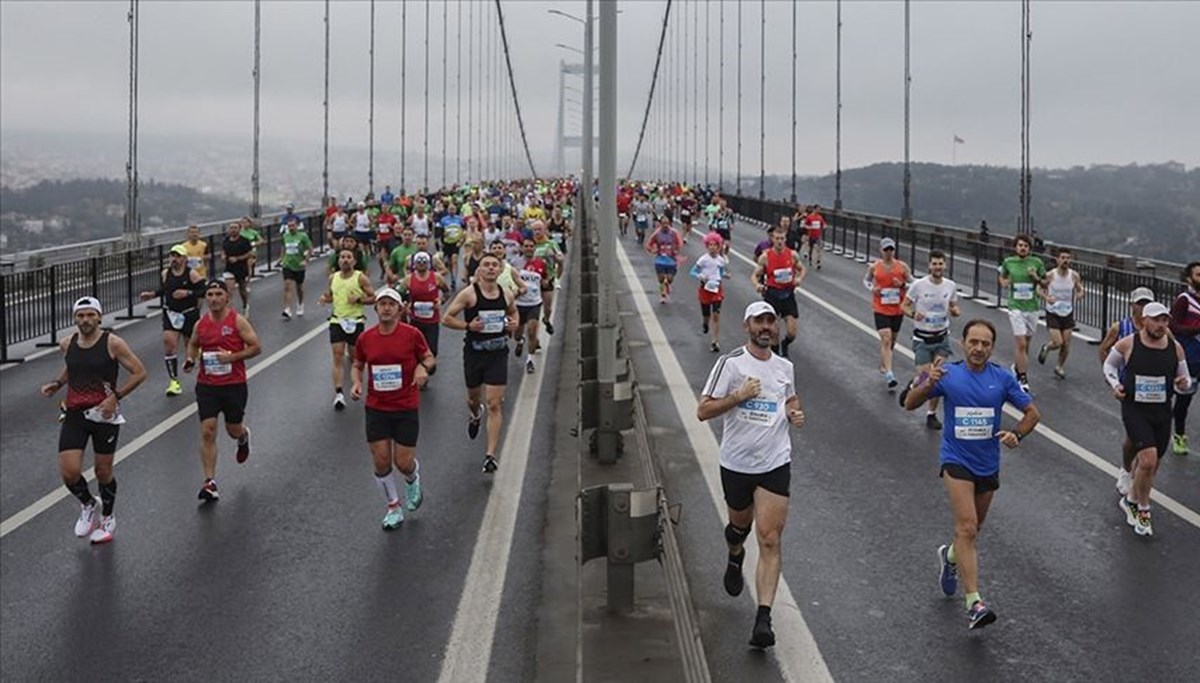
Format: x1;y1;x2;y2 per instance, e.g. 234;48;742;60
719;0;724;191
423;0;430;192
684;2;690;184
1020;0;1032;234
369;0;375;196
692;0;699;184
251;0;261;218
790;0;797;204
125;0;140;242
902;0;912;222
467;1;473;182
442;0;447;188
736;0;742;195
835;0;842;209
704;0;710;186
759;0;765;200
323;0;330;206
401;1;407;191
455;0;461;185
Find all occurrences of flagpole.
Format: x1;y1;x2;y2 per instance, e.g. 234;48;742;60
952;136;956;166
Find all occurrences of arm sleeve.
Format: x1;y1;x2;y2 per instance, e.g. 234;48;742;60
689;261;702;280
1178;360;1193;392
1103;348;1126;389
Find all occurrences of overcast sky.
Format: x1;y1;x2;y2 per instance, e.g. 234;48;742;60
3;0;1198;183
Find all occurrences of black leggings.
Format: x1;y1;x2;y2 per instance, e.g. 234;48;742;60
1175;391;1194;435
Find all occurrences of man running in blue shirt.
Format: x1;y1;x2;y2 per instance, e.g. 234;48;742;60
904;319;1040;630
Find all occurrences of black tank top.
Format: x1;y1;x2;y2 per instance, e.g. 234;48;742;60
1122;333;1177;415
465;253;482;281
163;266;199;312
65;332;118;410
465;283;508;348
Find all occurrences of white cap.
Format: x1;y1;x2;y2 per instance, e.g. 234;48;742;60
1130;287;1155;303
744;301;777;321
1142;302;1170;318
880;237;897;250
73;296;103;315
375;287;403;304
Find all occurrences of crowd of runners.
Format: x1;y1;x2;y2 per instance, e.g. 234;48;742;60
40;175;1198;650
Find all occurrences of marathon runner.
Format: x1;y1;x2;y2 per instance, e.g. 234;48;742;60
646;216;684;304
41;297;147;544
220;221;255;316
997;234;1047;393
181;225;210;280
1036;248;1084;379
385;227;420;285
278;216;314;320
690;232;729;352
1169;262;1200;455
532;220;564;335
139;245;205;396
184;280;262;502
631;193;653;244
328;234;371;275
512;237;549;373
548;204;571;256
351;287;435;530
864;237;913;391
801;205;827;269
439;204;466;289
900;250;962;429
1099;287;1157;495
751;227;806;357
319;249;377;411
352;201;375;250
326;205;350;246
397;252;450;363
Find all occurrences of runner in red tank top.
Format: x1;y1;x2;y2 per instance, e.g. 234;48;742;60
751;227;806;356
399;252;450;361
184;280;263;502
863;237;913;391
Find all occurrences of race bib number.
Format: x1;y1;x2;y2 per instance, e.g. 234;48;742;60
167;310;186;330
1013;282;1034;301
285;243;300;255
202;351;232;376
923;312;948;329
339;318;361;334
478;310;506;334
704;278;721;293
187;256;202;269
880;288;902;306
953;407;994;440
736;392;780;427
1134;375;1167;404
1049;299;1072;316
773;268;793;285
372;364;403;392
412;301;435;320
445;226;461;242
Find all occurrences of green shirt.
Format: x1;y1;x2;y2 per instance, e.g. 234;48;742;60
280;231;313;271
533;239;562;280
240;227;261;247
389;243;420;275
999;255;1046;312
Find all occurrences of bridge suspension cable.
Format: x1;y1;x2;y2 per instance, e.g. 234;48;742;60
400;1;407;190
322;0;330;204
368;0;375;196
759;0;765;199
423;0;430;191
625;1;673;181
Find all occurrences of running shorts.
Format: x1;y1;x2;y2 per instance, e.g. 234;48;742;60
720;463;791;511
413;320;440;357
1045;312;1075;330
365;407;420;446
282;267;306;285
654;263;678;277
701;301;723;317
1121;403;1171;458
58;409;120;455
1007;309;1040;337
161;308;200;337
874;313;904;336
763;287;799;319
940;463;999;494
329;321;365;346
518;304;542;326
196;382;249;423
463;348;508;388
913;335;953;366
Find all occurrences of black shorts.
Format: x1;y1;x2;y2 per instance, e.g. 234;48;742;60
763;288;799;319
1046;312;1076;330
680;212;693;225
874;312;904;335
715;228;732;243
463;348;508;388
701;301;723;317
376;237;395;254
224;266;249;284
413;320;440;356
518;304;542;325
161;308;200;337
442;242;461;257
940;463;1000;494
329;321;365;345
720;463;791;511
354;232;374;245
196;382;249;423
1121;403;1171;458
282;267;306;284
365;407;420;446
58;409;120;455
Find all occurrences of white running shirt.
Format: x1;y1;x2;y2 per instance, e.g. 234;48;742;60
702;347;796;474
905;276;959;335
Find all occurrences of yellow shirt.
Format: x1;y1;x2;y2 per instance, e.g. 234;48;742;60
524;206;547;222
181;240;209;279
329;270;366;322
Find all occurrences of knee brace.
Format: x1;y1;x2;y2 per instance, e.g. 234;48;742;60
725;522;751;547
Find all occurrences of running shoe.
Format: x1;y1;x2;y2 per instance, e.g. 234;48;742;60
482;455;498;473
1134;508;1153;537
514;337;525;357
723;552;745;597
198;479;220;502
282;308;292;320
334;392;347;411
468;408;482;439
89;515;115;545
898;382;911;409
58;401;67;424
1054;366;1066;380
702;321;709;335
967;600;996;630
75;501;98;537
382;503;405;530
166;379;183;397
235;427;251;464
710;342;720;353
1037;343;1049;365
1172;433;1189;456
937;544;958;596
544;320;555;335
1018;375;1031;394
885;370;898;390
749;613;776;649
926;413;943;431
526;358;536;374
296;304;304;316
1120;496;1139;529
1116;470;1132;497
404;477;423;511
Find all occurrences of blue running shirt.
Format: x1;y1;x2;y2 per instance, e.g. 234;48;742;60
928;361;1031;477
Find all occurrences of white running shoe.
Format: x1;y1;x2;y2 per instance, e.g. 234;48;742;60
296;304;305;316
89;515;115;544
74;501;98;537
1116;470;1132;497
333;392;346;411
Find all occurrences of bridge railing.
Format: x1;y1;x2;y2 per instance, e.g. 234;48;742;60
1;211;327;363
725;195;1188;335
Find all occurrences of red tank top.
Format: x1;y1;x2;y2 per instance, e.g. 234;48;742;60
195;309;248;385
406;272;441;324
764;248;797;290
871;259;907;315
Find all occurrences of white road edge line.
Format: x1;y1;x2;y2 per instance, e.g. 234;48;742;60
436;285;562;683
0;321;329;538
616;242;835;683
724;246;1200;530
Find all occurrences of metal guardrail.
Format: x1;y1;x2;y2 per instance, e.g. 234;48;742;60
725;195;1190;334
1;212;327;363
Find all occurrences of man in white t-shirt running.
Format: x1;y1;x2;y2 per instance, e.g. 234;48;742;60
697;301;806;650
900;249;962;429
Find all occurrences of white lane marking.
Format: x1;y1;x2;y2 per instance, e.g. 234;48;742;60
0;321;329;538
725;246;1200;530
436;293;561;683
616;243;835;683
